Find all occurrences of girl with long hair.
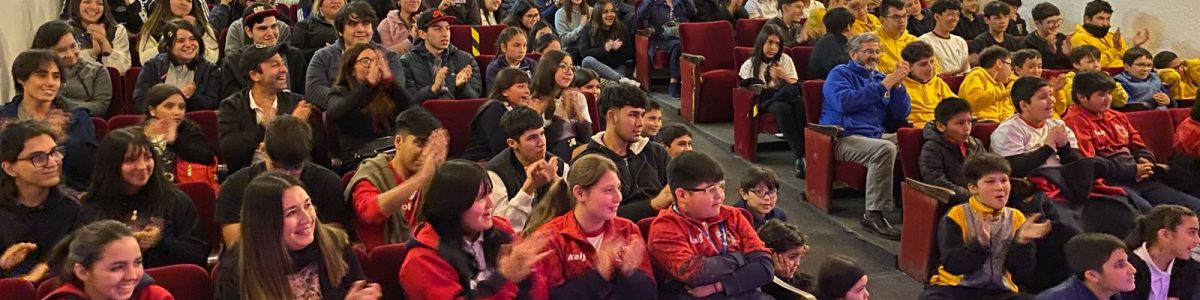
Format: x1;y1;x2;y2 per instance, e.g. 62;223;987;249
0;121;78;282
327;43;415;158
738;24;806;177
484;27;538;87
400;160;553;299
554;0;590;46
464;68;534;161
42;220;174;300
76;127;209;268
577;0;638;85
376;0;418;54
531;50;593;159
63;0;134;74
1121;204;1200;300
758;219;817;299
131;19;221;112
136;0;220;64
503;0;541;35
138;84;215;182
32;20;115;117
214;172;381;300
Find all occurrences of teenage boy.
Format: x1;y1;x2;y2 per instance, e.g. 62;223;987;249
649;151;774;299
1062;71;1200;214
766;0;810;47
1054;45;1128;116
214;115;351;248
1023;2;1071;70
951;0;986;41
486;107;569;231
577;84;672;222
220;3;308;99
657;123;694;159
809;7;855;79
904;0;933;36
223;2;294;58
961;46;1015;122
998;0;1026;36
1154;51;1200;101
400;9;483;102
1069;0;1150;68
734;166;789;229
1114;47;1173;110
847;0;881;35
918;97;982;205
642;101;664;140
345;108;449;250
919;0;970;76
1034;233;1136;300
1012;49;1045;79
305;1;406;110
874;0;919;74
903;41;957;127
968;1;1022;60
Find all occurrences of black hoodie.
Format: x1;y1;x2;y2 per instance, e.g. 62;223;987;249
919;122;986;204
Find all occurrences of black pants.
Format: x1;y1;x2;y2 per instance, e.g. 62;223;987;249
762;84;806;160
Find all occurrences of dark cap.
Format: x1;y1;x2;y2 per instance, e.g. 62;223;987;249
242;3;279;27
238;43;287;73
416;9;457;30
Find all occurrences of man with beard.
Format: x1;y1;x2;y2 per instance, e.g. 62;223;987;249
576;84;671;223
1069;0;1149;68
220;3;308;99
819;32;910;240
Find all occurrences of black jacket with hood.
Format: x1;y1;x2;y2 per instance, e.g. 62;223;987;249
399;42;483;103
919;122;986;204
575;132;670;222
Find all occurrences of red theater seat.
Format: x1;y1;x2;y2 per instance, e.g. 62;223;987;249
637;217;654;239
1171;108;1192;126
732;87;781;161
36;277;63;299
801;80;869;212
939;74;964;94
146;264;214;300
450;25;506;56
177;182;220;258
789;46;815;82
185;110;221;159
107;114;145;130
1124;109;1176;161
106;67;123;117
115;67;141;116
680;21;738;123
0;278;34;300
91;117;109;140
369;244;409;300
422;99;489;157
735;18;768;47
634;31;670;92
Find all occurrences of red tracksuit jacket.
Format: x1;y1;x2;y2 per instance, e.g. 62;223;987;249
1062;106;1151;159
648;205;774;298
534;213;656;299
399;217;549;300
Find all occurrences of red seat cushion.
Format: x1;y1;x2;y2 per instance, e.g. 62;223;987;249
802;80;824;123
146;264;213;300
369;244;408;300
835;161;869;190
680;21;736;71
652;50;669;69
1125;110;1177;161
177;182;220;251
422;99;489;157
972;122;999;150
940;75;965;94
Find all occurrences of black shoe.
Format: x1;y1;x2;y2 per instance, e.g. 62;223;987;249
861;214;902;240
794;158;806;179
669;82;681;98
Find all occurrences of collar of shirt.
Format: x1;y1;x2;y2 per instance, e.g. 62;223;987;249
248;90;279;125
1134;243;1174;298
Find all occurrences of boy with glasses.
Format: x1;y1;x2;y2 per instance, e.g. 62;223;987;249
734;167;788;229
874;0;919;74
1114;47;1173;110
961;46;1015;122
1023;2;1071;70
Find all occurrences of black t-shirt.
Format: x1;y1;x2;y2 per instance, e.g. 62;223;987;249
952;14;988;41
214;162;351;226
1023;31;1072;70
0;189;79;275
969;32;1024;54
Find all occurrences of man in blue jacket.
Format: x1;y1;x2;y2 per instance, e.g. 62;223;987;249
820;32;911;240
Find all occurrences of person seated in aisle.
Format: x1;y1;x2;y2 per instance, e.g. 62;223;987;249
132;19;221;113
1034;233;1136;300
905;0;933;37
742;24;808;177
636;0;696;98
400;9;483;103
31;21;113;117
820;32;910;240
1069;0;1150;69
903;41;957;127
536;32;563;54
214;115;351;249
220;3;309;99
577;83;671;222
1114;47;1174;110
1062;71;1200;215
1054;45;1128;117
577;0;640;87
919;97;984;205
657;123;693;159
532;51;594;159
522;154;656;298
950;0;985;41
1153;51;1199;102
307;1;407;110
63;0;133;75
554;0;590;48
766;0;810;47
326;43;416;161
847;0;880;35
42;220;175;300
759;219;816;299
214;172;382;300
808;7;855;79
998;0;1026;36
1023;2;1071;70
1012;49;1047;79
649;151;775;299
219;43;325;174
874;0;919;74
76;127;209;268
292;0;346;61
138;84;216;184
487;107;569;231
464;68;533;161
346;108;448;250
962;46;1016;122
223;3;295;59
734;166;789;229
816;256;870;300
399;160;553;299
920;153;1051;300
1;50;98;192
0;121;79;282
967;1;1022;62
485;27;538;87
919;0;970;76
640;101;663;141
1121;205;1200;300
135;0;220;64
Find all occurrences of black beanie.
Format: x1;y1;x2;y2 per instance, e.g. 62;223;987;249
1154;51;1179;69
816;256;866;300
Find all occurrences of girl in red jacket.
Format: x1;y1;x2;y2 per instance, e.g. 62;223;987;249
524;154;657;299
400;160;553;300
43;220;174;300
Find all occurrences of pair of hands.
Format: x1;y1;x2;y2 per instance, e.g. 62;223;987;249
344;280;384;300
770;249;804;278
1113;27;1151;48
261;100;315;123
1042;124;1070;148
2;244;51;282
85;23;113;56
882;61;910;90
497;232;555;283
145;117;181;144
522;157;562;193
432;66;474;92
975;213;1051;246
604;39;624;52
133;225;164;250
361;50;394;86
594;237;647;281
415;129;451;179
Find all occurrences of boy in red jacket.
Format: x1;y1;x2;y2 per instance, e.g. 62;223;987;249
649;151;775;299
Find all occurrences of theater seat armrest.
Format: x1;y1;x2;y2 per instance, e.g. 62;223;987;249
806;124;841;139
681;53;705;66
637;28;652;37
905;178;955;205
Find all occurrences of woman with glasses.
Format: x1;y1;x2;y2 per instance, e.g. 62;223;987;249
0;121;79;282
734;166;788;229
76;127;209;269
531;50;592;160
327;43;414;160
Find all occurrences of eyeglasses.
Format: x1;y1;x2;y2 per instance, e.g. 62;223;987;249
856;49;880;56
356;57;377;66
747;187;779;198
683;180;726;197
15;146;64;168
1133;62;1154;69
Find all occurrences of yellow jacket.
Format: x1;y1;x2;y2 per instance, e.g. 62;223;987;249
876;28;919;74
851;14;881;36
1157;58;1200;100
1069;24;1127;68
807;8;828;38
929;197;1029;292
961;67;1015;122
904;76;958;127
1055;71;1129;114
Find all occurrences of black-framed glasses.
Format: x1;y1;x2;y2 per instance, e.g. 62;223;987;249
683;180;726;197
747;187;779;198
15;146;64;168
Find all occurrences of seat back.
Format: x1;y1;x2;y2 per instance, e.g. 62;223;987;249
341;170;358;189
106;67;123;117
108;114;145;130
972;122;1000;150
679;21;736;71
368;244;409;300
0;278;35;300
1042;69;1070;80
36;277;64;299
896;127;924;181
117;67;141;116
1125;110;1177;161
450;25;506;56
735;18;768;47
1171;108;1192;126
91;117;109;140
421;99;489;157
129;34;141;66
637;217;654;239
789;46;815;81
584;92;601;132
186;110;221;159
323;111;342;159
146;264;214;300
802;80;825;124
177;182;220;252
734;47;753;66
939;75;964;94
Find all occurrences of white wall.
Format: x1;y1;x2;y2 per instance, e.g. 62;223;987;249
0;0;63;103
1015;0;1200;58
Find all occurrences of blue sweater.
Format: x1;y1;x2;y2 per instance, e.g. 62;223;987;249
819;61;911;138
1035;277;1123;300
1115;71;1174;109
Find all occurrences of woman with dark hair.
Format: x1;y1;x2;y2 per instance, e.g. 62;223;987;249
531;50;592;159
464;0;505;25
327;43;415;158
577;0;638;86
0;121;78;282
0;49;98;192
816;256;869;300
571;67;601;96
136;0;219;64
554;0;590;46
295;0;347;60
32;20;114;117
76;127;208;268
464;67;534;161
43;220;174;300
400;160;553;299
214;172;380;300
63;0;133;74
138;83;215;183
132;19;220;113
636;0;696;98
504;0;542;35
376;0;418;54
739;24;806;177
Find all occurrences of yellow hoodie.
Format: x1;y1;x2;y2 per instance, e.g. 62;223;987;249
876;28;919;75
1157;58;1200;100
851;14;881;36
904;76;958;127
807;8;828;38
1055;71;1129;114
1069;24;1128;68
960;67;1016;122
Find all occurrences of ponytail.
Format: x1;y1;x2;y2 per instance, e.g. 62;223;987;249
523;178;576;236
1125;205;1196;249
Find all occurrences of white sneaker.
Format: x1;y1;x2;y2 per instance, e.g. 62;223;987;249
618;77;641;87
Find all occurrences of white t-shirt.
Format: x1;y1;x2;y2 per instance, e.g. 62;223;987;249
745;0;780;19
738;53;798;89
803;0;825;18
586;233;605;249
1134;243;1174;300
990;115;1079;169
919;32;970;76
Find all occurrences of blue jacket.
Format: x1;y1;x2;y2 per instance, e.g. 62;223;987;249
819;61;910;138
1035;277;1123;300
1115;71;1174;109
132;53;221;113
1;97;97;191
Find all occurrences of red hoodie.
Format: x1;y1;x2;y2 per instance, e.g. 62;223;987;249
1062;106;1150;158
534;213;656;298
42;279;174;300
648;204;774;297
399;217;548;300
